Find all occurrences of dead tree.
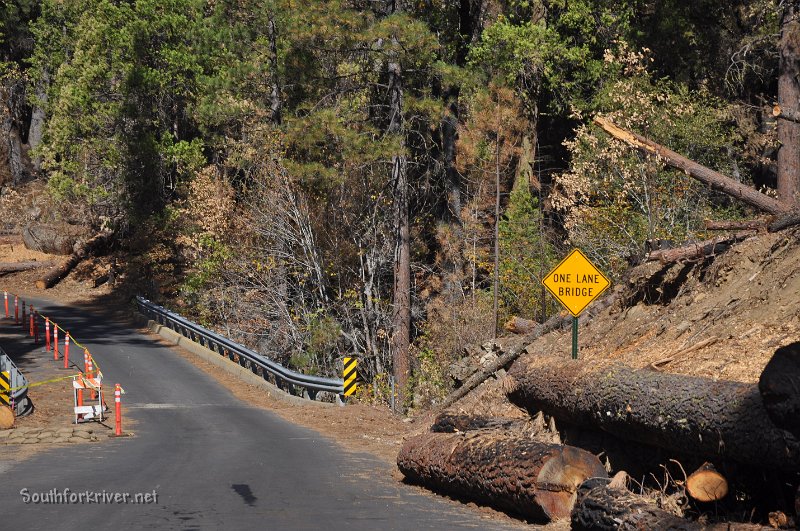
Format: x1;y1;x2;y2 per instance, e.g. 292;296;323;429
646;232;755;263
397;430;607;522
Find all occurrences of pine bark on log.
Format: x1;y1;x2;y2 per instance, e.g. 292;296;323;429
645;232;755;263
571;478;770;531
397;431;607;522
759;342;800;439
593;117;790;215
507;356;800;471
35;232;112;289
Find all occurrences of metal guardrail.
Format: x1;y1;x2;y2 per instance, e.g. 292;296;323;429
136;297;344;400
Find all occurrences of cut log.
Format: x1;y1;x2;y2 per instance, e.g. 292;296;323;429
686;462;728;502
504;316;538;335
507;356;800;471
773;104;800;125
759;342;800;439
572;478;769;531
35;231;112;290
22;223;90;255
92;274;109;288
594;117;790;216
704;219;768;231
0;261;55;274
646;232;755;263
397;431;607;522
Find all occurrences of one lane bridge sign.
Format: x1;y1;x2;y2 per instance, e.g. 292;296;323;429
543;248;610;317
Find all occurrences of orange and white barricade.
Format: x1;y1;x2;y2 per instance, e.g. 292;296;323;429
72;373;104;423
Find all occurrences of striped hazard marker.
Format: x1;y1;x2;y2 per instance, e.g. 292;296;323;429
342;357;358;397
0;370;10;406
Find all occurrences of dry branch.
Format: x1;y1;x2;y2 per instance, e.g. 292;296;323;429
645;232;754;263
593;117;790;215
397;431;607;522
507;356;800;470
35;231;112;290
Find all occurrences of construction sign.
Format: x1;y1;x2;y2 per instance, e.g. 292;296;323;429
0;370;9;406
543;248;610;317
342;357;358;397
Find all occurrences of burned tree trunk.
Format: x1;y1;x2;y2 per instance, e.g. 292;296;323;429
593;117;790;215
704;219;767;232
759;342;800;439
430;413;525;433
507;356;800;470
398;431;607;522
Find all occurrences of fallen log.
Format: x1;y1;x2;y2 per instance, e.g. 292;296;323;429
22;223;90;255
504;316;539;335
686;462;728;503
397;431;607;522
704;219;768;232
35;231;112;290
646;231;755;263
0;234;23;245
571;477;769;531
759;342;800;439
0;261;54;274
507;356;800;471
594;117;790;216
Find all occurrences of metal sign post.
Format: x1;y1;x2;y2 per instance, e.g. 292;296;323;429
542;249;611;360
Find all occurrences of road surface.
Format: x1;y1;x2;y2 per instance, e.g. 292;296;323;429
0;298;525;530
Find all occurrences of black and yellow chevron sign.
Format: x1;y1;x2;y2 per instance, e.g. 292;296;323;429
342;357;358;397
0;370;10;406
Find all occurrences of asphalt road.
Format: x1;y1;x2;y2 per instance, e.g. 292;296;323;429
0;298;525;530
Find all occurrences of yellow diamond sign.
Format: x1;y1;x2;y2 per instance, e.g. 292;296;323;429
543;249;611;317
